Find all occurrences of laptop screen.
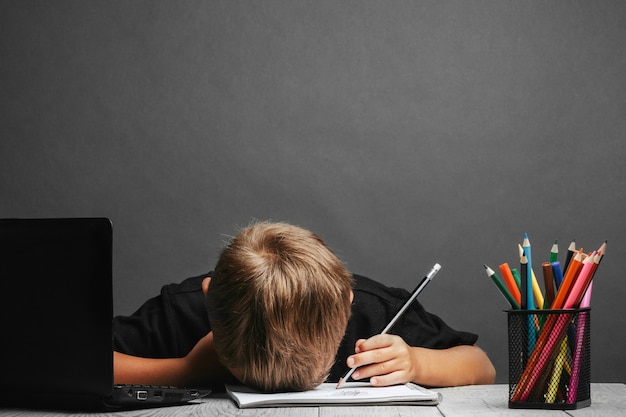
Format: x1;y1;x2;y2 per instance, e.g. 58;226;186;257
0;218;113;399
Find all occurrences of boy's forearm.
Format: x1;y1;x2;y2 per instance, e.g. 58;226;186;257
113;332;236;387
113;351;190;386
410;345;496;387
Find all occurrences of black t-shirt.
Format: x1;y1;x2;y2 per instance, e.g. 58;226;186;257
112;273;478;382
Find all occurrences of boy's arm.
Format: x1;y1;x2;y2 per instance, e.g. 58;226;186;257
407;344;496;386
114;332;236;387
347;334;496;387
113;352;190;387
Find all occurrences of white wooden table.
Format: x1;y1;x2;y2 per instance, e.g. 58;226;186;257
1;384;624;416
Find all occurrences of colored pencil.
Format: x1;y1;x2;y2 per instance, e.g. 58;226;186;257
518;243;544;309
596;241;607;264
567;282;592;404
550;239;559;263
484;265;520;309
581;280;594;309
520;254;528;310
551;250;583;309
563;253;596;309
563;239;576;272
519;252;537;352
498;263;522;306
545;337;568;403
551;261;564;290
522;234;535;311
511;268;522;291
542;262;556;309
531;270;545;311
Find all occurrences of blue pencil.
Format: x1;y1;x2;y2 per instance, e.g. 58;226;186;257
551;261;564;292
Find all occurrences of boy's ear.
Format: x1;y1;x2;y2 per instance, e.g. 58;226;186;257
202;277;211;296
349;289;354;303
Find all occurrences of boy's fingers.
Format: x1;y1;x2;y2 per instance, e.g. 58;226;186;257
355;334;396;352
352;358;403;381
354;338;367;353
370;371;405;387
349;345;393;369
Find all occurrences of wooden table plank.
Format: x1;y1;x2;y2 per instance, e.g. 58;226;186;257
319;404;442;417
1;384;624;417
437;385;563;416
436;384;626;417
569;383;626;417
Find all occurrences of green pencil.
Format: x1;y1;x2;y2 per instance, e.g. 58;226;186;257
511;268;522;291
550;239;559;263
484;264;520;309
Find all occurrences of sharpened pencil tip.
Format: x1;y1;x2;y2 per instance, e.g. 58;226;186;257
336;378;345;389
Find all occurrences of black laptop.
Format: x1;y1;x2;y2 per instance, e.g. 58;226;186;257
0;218;209;410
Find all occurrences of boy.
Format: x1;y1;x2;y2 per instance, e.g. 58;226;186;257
113;222;495;392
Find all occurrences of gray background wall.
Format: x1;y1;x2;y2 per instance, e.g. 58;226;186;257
2;1;625;383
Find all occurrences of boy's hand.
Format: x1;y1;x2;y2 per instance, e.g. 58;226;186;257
184;332;238;386
347;334;418;386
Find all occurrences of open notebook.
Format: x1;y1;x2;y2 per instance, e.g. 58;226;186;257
0;218;210;410
226;382;441;408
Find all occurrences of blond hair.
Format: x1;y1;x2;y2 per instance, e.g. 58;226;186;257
206;221;353;392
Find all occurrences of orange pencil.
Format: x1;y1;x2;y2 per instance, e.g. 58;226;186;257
498;263;522;306
551;249;583;309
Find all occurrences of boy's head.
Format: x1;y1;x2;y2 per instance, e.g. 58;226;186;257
206;221;353;392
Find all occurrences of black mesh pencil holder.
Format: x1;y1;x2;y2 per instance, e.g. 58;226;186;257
507;308;591;409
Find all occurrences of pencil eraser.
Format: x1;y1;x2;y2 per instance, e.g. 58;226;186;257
433;263;441;271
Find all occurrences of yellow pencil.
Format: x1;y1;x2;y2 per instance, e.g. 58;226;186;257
531;269;545;310
545;337;569;403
